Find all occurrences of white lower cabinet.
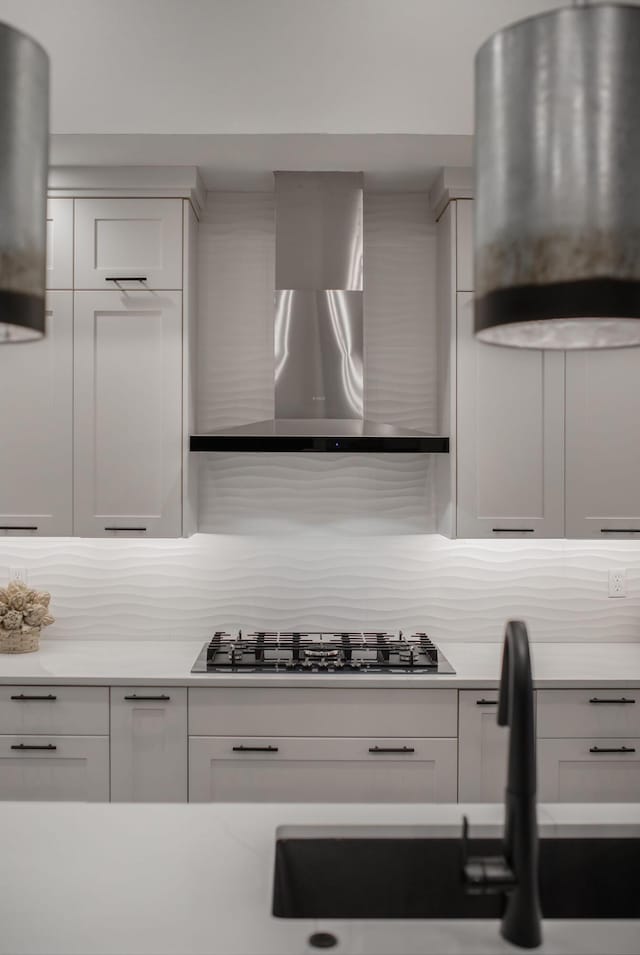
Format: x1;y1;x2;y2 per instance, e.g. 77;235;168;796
0;736;109;801
188;737;458;804
538;738;640;802
458;691;509;802
110;688;187;802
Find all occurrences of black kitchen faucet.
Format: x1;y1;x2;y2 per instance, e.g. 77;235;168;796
462;620;542;948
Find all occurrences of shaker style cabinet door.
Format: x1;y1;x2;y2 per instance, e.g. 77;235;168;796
538;738;640;802
456;291;565;538
566;349;640;537
73;290;183;538
74;198;183;290
0;291;73;536
110;688;187;802
458;692;509;802
45;198;73;289
0;736;109;801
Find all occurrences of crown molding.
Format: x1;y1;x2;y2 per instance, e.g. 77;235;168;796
48;165;206;217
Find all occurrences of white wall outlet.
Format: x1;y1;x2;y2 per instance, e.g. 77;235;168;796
9;567;28;586
608;569;626;598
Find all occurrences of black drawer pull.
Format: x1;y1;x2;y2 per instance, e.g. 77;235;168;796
10;694;57;701
104;527;147;532
11;744;57;751
232;745;279;753
0;525;38;531
600;529;640;534
589;746;636;754
368;746;416;754
105;276;148;283
589;697;635;705
124;695;171;702
492;528;534;533
476;698;498;705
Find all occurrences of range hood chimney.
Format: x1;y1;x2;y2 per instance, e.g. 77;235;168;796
191;172;448;453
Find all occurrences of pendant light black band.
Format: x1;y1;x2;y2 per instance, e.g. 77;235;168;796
0;289;45;342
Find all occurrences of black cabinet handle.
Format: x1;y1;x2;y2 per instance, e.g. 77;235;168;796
0;526;38;531
105;276;148;283
123;695;171;702
368;746;415;754
10;694;57;701
104;527;147;532
11;744;57;751
600;529;640;534
492;528;534;533
589;697;635;705
476;698;498;705
232;745;279;753
589;746;636;754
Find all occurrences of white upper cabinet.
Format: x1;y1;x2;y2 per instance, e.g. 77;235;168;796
455;200;474;292
45;198;73;289
456;291;565;538
74;198;183;290
73;289;183;537
0;292;73;536
566;349;640;538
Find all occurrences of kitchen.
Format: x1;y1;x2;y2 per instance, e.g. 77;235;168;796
0;0;639;952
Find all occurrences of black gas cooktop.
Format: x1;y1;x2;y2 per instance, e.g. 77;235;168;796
191;630;455;674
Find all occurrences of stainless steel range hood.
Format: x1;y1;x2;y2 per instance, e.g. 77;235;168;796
191;172;448;453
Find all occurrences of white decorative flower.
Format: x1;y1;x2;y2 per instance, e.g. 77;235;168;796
2;610;23;630
0;601;8;617
24;605;46;627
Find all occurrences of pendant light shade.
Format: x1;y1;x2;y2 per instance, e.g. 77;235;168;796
0;22;49;343
474;3;640;349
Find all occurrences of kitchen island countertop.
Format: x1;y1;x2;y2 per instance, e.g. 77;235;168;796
0;638;639;687
0;800;639;955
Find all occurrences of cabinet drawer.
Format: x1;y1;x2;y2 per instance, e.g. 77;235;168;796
538;738;640;803
0;735;109;801
0;686;108;736
74;198;183;289
188;688;457;738
189;736;457;803
537;689;640;738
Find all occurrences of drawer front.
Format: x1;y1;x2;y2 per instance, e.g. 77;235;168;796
0;686;109;736
189;736;458;804
0;736;109;801
537;689;640;738
188;688;457;738
538;738;640;803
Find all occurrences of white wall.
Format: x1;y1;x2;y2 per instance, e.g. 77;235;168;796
0;0;563;136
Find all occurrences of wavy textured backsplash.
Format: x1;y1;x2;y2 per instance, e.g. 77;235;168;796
0;536;639;642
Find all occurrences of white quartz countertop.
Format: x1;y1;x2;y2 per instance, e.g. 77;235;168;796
0;801;638;955
0;639;639;687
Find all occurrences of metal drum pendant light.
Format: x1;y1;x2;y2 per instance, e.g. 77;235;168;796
474;2;640;349
0;22;49;342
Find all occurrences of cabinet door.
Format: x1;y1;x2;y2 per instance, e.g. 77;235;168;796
74;198;183;290
456;292;565;538
456;200;474;292
189;737;458;803
458;692;508;802
566;349;640;537
0;291;73;536
73;290;182;537
110;688;187;802
46;198;73;289
538;738;640;802
0;736;109;801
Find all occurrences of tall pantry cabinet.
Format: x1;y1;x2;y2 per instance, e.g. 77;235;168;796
0;172;201;538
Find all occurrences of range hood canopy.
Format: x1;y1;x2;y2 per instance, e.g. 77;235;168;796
191;171;448;453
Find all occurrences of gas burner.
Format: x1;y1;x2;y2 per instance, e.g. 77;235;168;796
192;630;454;674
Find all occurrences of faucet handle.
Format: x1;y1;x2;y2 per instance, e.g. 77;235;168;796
460;815;517;895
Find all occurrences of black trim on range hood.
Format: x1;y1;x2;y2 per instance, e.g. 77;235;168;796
190;419;449;453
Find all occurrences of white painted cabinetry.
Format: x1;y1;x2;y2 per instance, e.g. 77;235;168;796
74;198;183;290
456;291;565;538
458;691;508;802
73;289;183;537
0;292;73;536
110;688;187;802
565;349;640;538
46;198;73;289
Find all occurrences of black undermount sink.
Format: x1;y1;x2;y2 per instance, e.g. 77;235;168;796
273;836;640;920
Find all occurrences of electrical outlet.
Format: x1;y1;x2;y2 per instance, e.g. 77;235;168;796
608;569;626;598
8;567;28;586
